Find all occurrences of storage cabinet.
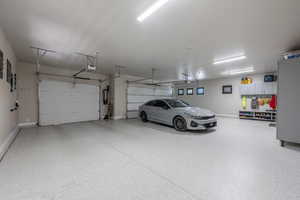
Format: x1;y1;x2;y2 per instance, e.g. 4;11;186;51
240;82;277;95
277;57;300;146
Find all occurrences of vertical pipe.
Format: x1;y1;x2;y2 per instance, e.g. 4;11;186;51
96;52;99;72
99;81;102;120
36;50;41;126
126;80;129;119
152;68;154;84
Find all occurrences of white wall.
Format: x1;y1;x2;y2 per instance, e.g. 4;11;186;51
0;27;18;159
113;76;127;120
175;74;277;117
17;62;37;125
17;62;108;125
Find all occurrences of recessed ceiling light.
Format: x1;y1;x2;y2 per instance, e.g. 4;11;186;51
137;0;170;22
214;55;247;65
222;67;254;76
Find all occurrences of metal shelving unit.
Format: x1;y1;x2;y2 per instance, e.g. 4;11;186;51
239;110;277;122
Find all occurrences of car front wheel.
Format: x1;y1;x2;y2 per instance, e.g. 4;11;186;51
140;111;148;122
173;116;187;131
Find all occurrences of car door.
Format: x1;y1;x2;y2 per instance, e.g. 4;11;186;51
143;100;156;121
152;100;173;124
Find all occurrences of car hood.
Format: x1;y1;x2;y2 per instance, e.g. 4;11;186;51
175;107;215;117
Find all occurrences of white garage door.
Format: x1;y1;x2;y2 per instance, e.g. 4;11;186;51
39;80;99;126
127;84;173;119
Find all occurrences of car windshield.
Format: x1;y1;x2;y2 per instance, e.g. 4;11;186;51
164;99;190;108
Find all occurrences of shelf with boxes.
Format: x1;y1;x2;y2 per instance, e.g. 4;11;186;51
239;110;277;122
239;75;277;122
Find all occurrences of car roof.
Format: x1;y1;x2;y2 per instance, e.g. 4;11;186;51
148;98;175;101
144;98;177;104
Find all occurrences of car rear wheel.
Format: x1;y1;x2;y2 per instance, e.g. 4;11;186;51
140;111;148;122
173;116;187;131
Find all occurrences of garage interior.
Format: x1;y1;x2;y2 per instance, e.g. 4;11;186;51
0;0;300;199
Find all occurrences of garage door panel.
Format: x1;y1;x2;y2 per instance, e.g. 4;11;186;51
128;87;154;95
127;111;139;119
127;103;142;111
39;80;99;126
127;84;173;119
127;95;157;103
155;89;172;96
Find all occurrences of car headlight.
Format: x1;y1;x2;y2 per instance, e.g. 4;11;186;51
184;113;198;119
191;115;202;119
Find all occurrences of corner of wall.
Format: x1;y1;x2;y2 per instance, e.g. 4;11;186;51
0;126;19;161
113;116;126;120
18;122;37;128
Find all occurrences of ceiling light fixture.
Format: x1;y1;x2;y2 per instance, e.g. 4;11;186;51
214;55;247;65
137;0;170;22
222;67;255;76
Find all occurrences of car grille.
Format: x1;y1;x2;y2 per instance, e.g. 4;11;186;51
204;122;217;128
194;115;215;120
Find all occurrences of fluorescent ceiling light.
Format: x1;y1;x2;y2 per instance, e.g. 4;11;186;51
214;55;247;65
137;0;170;22
222;67;254;76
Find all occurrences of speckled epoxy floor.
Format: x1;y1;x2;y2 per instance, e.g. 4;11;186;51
1;118;300;200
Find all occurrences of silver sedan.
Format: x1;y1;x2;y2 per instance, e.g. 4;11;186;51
138;99;217;131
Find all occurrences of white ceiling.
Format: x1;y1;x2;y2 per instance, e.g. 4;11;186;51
0;0;299;80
